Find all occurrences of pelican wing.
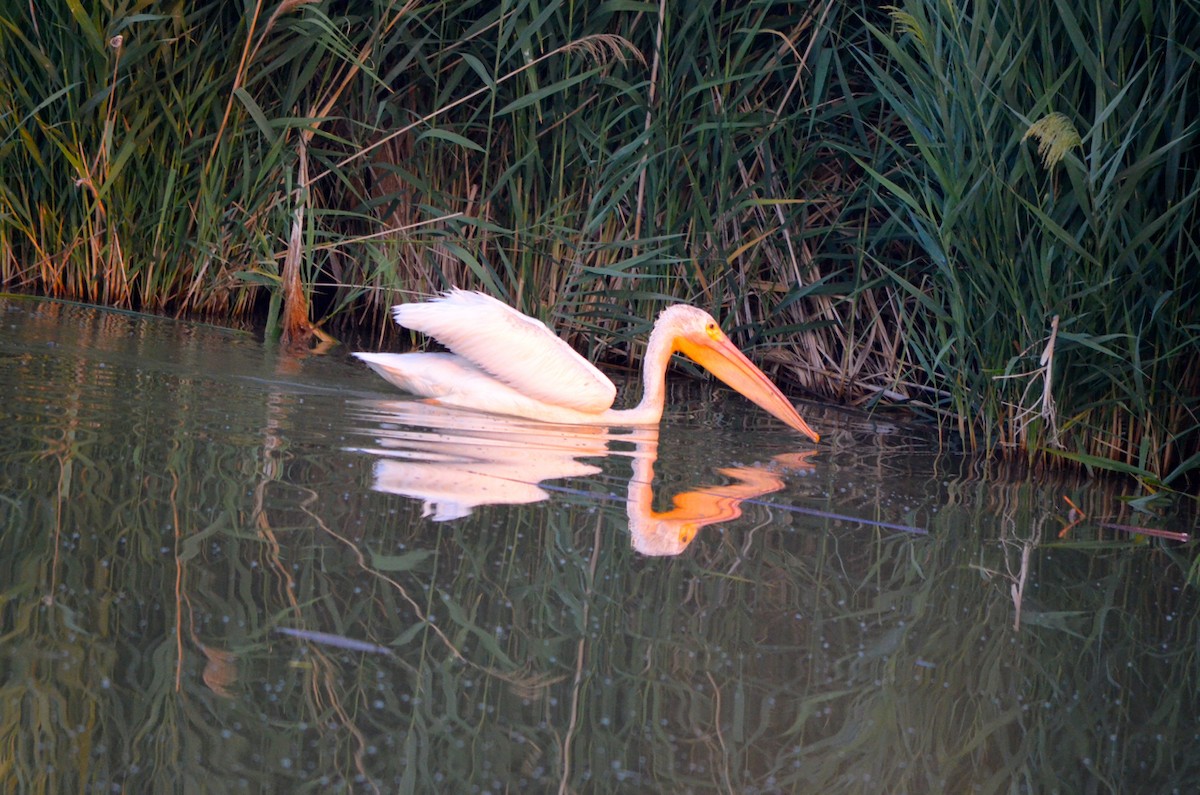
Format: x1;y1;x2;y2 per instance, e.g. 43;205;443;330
392;290;617;413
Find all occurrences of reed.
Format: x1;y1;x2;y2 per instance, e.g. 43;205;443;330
858;0;1200;488
1;0;1197;485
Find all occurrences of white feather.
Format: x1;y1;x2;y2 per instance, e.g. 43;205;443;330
391;290;616;412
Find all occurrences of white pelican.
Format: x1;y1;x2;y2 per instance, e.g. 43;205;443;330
353;289;820;442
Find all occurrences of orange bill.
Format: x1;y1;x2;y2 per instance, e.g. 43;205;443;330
676;332;820;443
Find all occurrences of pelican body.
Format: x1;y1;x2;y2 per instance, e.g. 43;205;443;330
353;290;819;441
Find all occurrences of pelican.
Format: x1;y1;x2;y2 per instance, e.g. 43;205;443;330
353;289;819;441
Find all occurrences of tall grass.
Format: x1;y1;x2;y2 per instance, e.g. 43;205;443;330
860;0;1200;488
314;0;864;363
0;2;402;336
1;0;1197;486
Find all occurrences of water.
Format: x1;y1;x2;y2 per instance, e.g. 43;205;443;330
1;295;1196;793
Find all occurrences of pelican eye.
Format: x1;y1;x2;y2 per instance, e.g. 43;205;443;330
705;321;720;340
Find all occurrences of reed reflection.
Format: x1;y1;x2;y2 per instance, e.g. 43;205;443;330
345;399;816;556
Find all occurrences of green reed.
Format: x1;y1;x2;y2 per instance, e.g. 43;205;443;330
1;1;1197;483
860;0;1200;485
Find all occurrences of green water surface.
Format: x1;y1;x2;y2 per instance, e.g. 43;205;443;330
1;296;1195;793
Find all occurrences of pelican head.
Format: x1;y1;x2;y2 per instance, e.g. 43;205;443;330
656;305;820;443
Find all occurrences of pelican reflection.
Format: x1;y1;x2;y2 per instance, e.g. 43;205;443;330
345;400;816;555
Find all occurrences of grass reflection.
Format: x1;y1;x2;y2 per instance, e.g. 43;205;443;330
1;298;1197;792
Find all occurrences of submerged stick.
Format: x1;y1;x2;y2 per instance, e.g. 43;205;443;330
275;627;395;656
1097;522;1191;543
